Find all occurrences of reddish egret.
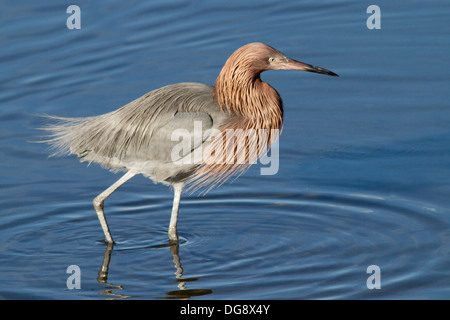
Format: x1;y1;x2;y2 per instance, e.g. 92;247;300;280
43;42;338;243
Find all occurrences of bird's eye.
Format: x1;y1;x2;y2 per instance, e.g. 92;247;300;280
268;57;275;63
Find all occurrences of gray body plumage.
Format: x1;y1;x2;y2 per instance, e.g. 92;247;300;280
45;82;229;186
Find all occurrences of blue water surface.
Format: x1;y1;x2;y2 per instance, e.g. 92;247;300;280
0;0;449;299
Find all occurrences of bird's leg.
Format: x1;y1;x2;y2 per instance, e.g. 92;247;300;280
93;171;136;243
168;183;183;242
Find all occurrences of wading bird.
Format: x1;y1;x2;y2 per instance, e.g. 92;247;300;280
43;42;338;243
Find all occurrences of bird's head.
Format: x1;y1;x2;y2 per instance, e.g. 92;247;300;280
223;42;338;78
214;42;338;118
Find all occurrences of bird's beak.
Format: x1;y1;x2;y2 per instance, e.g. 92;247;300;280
280;58;339;77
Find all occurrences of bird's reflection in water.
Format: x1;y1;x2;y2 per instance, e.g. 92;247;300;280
96;240;212;299
163;241;213;299
96;243;133;300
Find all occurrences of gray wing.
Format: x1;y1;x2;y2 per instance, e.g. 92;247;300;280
144;111;213;162
43;83;228;176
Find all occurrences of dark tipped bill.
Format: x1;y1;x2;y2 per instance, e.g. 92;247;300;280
282;58;339;77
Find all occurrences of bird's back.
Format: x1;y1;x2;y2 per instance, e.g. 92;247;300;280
43;82;229;185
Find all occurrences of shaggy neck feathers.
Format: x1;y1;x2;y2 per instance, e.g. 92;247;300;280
213;51;284;133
